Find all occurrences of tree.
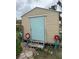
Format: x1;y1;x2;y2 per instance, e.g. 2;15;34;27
57;1;62;7
50;0;62;19
50;5;57;10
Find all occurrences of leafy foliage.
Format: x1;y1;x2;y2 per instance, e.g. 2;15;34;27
59;32;62;42
16;39;22;56
16;25;23;56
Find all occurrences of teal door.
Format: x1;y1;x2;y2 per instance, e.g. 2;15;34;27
30;16;45;42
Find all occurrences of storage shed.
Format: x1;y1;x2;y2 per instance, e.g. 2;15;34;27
22;7;59;44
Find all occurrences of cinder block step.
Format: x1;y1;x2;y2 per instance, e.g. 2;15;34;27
28;43;44;48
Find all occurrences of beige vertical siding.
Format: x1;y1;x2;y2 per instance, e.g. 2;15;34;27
22;17;30;39
45;12;59;43
22;7;59;44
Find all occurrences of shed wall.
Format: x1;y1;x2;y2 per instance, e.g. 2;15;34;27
22;8;59;43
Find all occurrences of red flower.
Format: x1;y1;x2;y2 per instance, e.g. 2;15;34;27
54;35;60;40
25;33;30;39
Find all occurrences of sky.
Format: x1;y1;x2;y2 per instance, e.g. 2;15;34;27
16;0;61;19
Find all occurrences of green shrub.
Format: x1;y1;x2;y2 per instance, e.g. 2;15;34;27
16;39;22;56
59;32;62;39
16;25;23;57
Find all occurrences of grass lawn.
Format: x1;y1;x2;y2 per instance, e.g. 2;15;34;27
34;47;62;59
